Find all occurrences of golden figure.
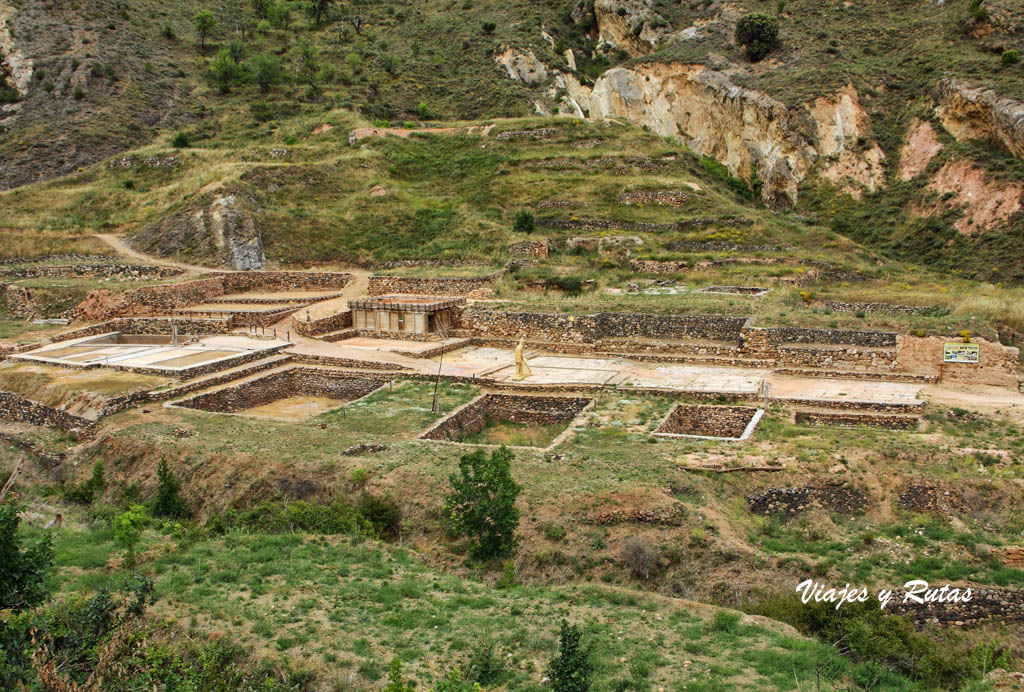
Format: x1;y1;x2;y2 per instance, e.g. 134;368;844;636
514;336;533;380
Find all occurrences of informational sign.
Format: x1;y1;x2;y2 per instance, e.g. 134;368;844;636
943;343;980;364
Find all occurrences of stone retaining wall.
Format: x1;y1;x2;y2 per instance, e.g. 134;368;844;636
655;404;758;439
173;368;385;414
507;240;549;259
747;482;868;516
0;391;96;438
457;308;746;343
73;271;351;321
294;310;353;337
770;326;898;347
890;588;1024;627
368;274;501;298
420;393;591;444
794;411;920;430
618;189;693;206
0;264;181;280
52;317;233;342
820;301;940;315
289;353;411;371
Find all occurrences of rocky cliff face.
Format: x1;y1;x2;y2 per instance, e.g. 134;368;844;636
130;186;266;270
562;63;882;206
0;0;32;125
934;77;1024;158
572;0;671;57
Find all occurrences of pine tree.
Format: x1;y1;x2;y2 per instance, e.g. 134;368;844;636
547;621;593;692
152;459;191;519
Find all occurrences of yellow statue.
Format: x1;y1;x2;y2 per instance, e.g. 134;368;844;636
514;336;533;380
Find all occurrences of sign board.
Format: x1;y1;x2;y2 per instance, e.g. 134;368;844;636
943;343;980;364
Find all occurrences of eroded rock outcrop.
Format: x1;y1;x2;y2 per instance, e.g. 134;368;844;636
0;0;32;124
130;186;266;270
924;158;1022;235
562;64;883;206
934;78;1024;159
899;118;943;181
494;45;548;85
573;0;671;57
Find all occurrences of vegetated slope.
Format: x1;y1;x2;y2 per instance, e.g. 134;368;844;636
50;519;906;692
1;0;1022;281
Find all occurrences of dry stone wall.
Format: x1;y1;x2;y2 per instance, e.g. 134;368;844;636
295;310;353;337
794;411;919;430
656;404;757;438
0;391;96;437
175;368;384;413
0;264;181;280
420;394;591;443
52;317;233;342
747;482;868;516
367;274;501;298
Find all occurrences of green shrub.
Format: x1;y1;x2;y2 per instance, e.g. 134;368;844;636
1002;49;1020;66
73;87;85;100
482;21;496;34
356;492;401;539
467;640;505;685
746;594;1012;688
513;209;535;233
735;13;780;62
171;131;191;148
0;501;54;612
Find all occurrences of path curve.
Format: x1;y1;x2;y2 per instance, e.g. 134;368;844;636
93;234;217;274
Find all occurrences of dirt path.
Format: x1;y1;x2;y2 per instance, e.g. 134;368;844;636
94;233;216;274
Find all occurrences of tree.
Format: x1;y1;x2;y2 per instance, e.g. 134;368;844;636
226;37;248;64
385;658;415;692
305;0;333;27
0;501;54;612
113;504;147;574
443;446;521;562
152;459;191;519
513;209;535;234
251;0;269;19
482;21;496;35
250;54;282;93
194;9;216;50
296;38;333;92
210;48;242;93
65;458;105;504
734;13;779;62
547;621;593;692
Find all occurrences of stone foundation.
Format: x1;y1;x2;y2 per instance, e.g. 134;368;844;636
747;482;868;516
794;411;920;430
654;404;761;440
0;391;96;438
367;274;501;298
172;368;385;414
420;393;592;449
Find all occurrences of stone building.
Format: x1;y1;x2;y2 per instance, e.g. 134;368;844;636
348;295;465;336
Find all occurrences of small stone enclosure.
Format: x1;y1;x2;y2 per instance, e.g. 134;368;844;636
654;404;763;441
420;393;593;450
171;368;384;416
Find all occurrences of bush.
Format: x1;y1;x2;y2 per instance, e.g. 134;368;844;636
356;492;401;539
1002;49;1020;66
513;209;535;233
620;534;661;579
746;594;1011;688
73;87;85;100
171;131;190;148
735;13;780;62
467;640;505;685
208;499;372;536
0;501;54;611
482;21;496;34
